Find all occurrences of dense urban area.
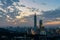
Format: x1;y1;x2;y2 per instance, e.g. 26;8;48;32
0;14;60;40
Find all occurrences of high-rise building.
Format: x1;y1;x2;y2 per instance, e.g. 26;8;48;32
39;20;46;35
39;20;43;29
39;20;45;30
34;13;37;29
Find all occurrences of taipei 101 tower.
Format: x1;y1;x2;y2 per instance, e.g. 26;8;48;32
34;13;37;29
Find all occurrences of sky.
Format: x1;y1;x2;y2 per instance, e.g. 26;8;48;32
0;0;60;27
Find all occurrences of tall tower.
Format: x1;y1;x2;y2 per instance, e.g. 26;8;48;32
34;13;37;29
39;20;42;28
39;20;44;30
39;20;46;35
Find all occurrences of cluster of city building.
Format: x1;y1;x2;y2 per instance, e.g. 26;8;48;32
0;13;60;40
26;13;60;37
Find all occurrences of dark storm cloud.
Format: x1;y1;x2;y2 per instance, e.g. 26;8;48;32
42;8;60;19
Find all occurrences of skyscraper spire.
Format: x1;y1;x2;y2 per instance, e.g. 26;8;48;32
34;13;37;29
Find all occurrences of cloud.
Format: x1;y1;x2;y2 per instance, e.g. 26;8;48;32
0;0;19;7
42;8;60;19
32;0;47;6
41;8;60;26
0;1;20;24
0;0;42;26
32;0;36;3
0;1;3;5
0;8;7;13
41;3;47;5
1;0;59;26
7;6;14;12
0;15;2;17
12;0;19;2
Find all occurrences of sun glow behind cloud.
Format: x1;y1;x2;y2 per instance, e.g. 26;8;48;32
44;21;60;25
0;0;60;27
15;4;41;19
0;0;42;26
